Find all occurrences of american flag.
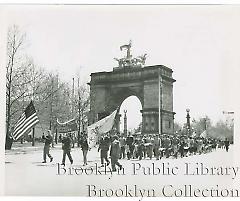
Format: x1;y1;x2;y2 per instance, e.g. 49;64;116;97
12;101;39;141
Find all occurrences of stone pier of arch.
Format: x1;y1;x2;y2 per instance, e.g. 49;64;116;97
88;65;176;135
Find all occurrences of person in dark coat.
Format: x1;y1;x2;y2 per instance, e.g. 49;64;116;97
179;139;185;158
126;135;134;159
110;136;123;172
80;135;89;166
61;133;73;165
98;136;110;167
153;135;161;160
224;138;230;152
119;136;126;159
137;140;145;160
42;130;53;163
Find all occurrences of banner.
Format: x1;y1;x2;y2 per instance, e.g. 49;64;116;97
87;109;117;148
57;118;78;133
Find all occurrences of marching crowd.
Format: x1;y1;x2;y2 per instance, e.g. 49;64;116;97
41;130;231;172
98;133;230;161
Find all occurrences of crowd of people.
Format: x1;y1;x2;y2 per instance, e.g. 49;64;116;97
41;130;231;172
98;133;231;162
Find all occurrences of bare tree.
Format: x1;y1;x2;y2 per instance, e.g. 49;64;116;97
77;84;90;131
9;58;45;120
33;72;74;142
5;25;48;148
208;120;233;142
74;78;90;146
6;25;27;149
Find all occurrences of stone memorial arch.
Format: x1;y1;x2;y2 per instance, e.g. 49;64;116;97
88;42;176;135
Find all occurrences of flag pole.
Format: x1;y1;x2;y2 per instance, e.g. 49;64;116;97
158;68;162;135
204;116;208;138
32;127;35;146
32;79;35;146
72;77;75;117
32;99;35;146
77;77;81;147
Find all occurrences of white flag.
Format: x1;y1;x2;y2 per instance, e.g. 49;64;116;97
87;109;117;148
200;130;207;138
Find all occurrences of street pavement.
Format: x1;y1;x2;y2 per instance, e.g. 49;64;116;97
4;143;238;197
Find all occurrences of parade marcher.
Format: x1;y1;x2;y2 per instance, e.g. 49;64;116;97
126;144;131;160
110;135;123;172
119;136;126;159
183;137;190;157
153;135;161;160
133;139;138;159
126;135;134;159
211;139;217;151
164;135;171;158
137;139;145;160
188;137;194;155
145;142;153;159
217;140;220;149
159;136;165;159
192;138;198;155
98;136;110;167
219;140;225;149
142;135;147;158
144;135;153;159
172;136;179;158
71;133;75;148
51;132;55;148
79;134;89;166
224;138;230;152
61;133;73;165
197;138;204;154
42;130;53;163
179;138;185;158
59;134;62;143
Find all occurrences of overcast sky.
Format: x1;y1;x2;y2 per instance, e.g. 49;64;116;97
2;5;240;130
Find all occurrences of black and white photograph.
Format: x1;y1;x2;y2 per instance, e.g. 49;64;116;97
0;3;240;197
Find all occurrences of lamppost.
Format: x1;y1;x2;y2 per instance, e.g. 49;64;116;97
124;110;127;136
203;117;207;130
186;109;191;135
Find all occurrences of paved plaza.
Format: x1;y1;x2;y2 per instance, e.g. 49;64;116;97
5;143;237;196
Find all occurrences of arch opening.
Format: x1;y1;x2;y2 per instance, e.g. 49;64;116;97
119;95;142;135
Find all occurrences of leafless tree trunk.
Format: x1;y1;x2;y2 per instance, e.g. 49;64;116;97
5;25;26;149
5;25;45;149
